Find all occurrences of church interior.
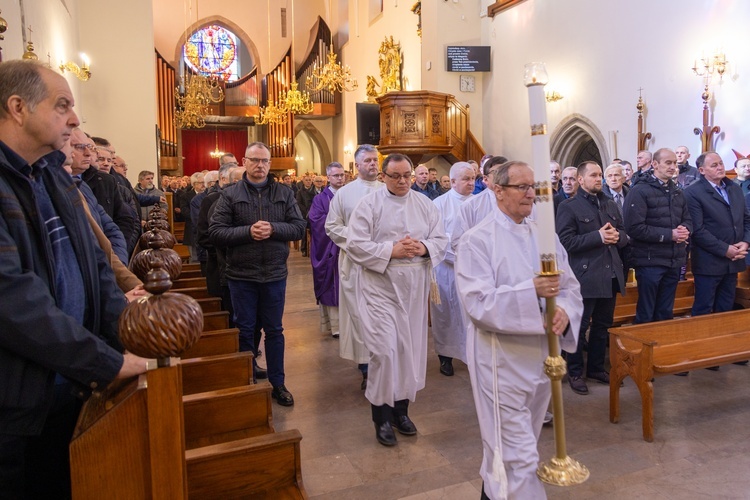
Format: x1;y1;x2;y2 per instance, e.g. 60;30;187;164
3;0;750;497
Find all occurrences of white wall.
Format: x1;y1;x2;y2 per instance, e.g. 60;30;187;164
482;0;750;168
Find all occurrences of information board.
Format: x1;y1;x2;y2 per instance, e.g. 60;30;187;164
446;46;491;72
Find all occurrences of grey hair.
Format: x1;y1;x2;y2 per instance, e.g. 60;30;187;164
326;161;344;175
491;161;530;186
0;60;49;119
218;162;235;183
449;161;474;180
604;164;623;177
354;144;378;163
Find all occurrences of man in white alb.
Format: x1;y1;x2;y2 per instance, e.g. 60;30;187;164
347;153;448;447
430;161;475;376
455;161;582;499
325;144;383;389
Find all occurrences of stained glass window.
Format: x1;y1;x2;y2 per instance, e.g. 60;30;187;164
183;25;239;81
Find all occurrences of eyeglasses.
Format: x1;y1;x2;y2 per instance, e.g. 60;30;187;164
244;157;271;165
71;143;96;152
382;172;412;182
499;184;535;193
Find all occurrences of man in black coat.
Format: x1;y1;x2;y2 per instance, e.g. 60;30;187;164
624;148;692;324
684;152;750;315
556;161;629;395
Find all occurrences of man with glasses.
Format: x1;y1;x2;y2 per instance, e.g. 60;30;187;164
556;161;629;395
308;162;347;340
325;144;384;390
209;142;305;406
0;60;149;498
346;153;448;447
455;161;582;499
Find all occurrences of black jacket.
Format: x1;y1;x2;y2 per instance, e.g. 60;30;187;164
684;177;750;275
295;185;316;219
0;148;124;436
197;186;223;296
209;174;306;283
81;166;140;254
623;174;692;268
556;188;628;298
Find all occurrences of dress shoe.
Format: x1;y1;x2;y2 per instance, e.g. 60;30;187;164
361;373;368;391
568;375;589;395
439;358;454;377
254;367;268;380
734;360;749;366
331;331;340;339
674;372;689;376
375;421;397;446
586;371;610;385
271;385;294;406
543;411;553;425
706;366;720;371
392;415;417;436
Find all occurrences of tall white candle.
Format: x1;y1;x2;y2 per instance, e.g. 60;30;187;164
524;63;556;257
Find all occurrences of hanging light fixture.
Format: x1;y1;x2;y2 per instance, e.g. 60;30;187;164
280;0;314;115
306;0;358;93
254;0;289;125
209;127;226;158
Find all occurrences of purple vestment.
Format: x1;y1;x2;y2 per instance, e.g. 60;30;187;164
308;187;340;306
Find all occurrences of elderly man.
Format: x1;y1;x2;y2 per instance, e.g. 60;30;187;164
309;162;347;339
347;153;448;447
603;163;629;216
190;171;219;274
0;60;148;498
431;162;475;376
684;152;750;316
325;144;383;389
209;142;306;406
675;145;698;188
411;164;440;200
455;161;582;499
550;160;562;193
553;166;578;213
556;161;628;395
632;150;654;186
624;148;692;323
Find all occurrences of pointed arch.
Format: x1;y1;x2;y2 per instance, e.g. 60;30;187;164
174;16;262;75
293;120;332;173
550;114;610;168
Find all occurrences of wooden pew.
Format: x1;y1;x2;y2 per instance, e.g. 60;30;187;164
176;287;213;300
196;297;222;313
202;311;230;331
612;279;694;326
181;352;253;395
182;328;239;359
185;430;306;499
172;277;208;290
179;269;204;280
182;262;202;272
609;309;750;441
183;384;273;449
174;243;190;263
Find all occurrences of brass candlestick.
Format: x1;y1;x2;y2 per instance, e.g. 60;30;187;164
536;258;590;486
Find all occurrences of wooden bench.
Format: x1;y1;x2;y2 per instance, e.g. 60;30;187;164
175;286;213;300
609;309;750;441
172;276;208;290
183;383;273;449
174;243;190;262
185;430;306;499
182;328;239;359
196;297;222;313
182;262;202;272
612;279;694;326
179;268;204;280
202;311;230;331
181;352;253;395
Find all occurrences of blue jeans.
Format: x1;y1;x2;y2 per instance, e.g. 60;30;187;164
634;266;680;324
692;273;737;316
228;278;287;387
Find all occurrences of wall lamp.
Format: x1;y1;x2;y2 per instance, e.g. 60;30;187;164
60;54;91;81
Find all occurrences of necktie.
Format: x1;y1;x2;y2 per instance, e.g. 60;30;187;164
614;193;623;212
715;185;729;204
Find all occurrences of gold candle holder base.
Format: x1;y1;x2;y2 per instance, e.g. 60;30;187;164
537;455;590;486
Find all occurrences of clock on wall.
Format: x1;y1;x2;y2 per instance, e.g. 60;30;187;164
460;74;475;93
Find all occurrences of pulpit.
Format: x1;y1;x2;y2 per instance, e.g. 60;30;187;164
376;90;484;165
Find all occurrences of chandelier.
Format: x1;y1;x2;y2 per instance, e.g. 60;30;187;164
306;45;358;93
209;127;225;158
255;99;289;125
280;79;314;115
174;72;225;129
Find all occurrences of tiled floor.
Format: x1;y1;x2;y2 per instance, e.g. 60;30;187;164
271;253;750;499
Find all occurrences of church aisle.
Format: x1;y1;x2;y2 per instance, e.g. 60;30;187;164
272;252;750;499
